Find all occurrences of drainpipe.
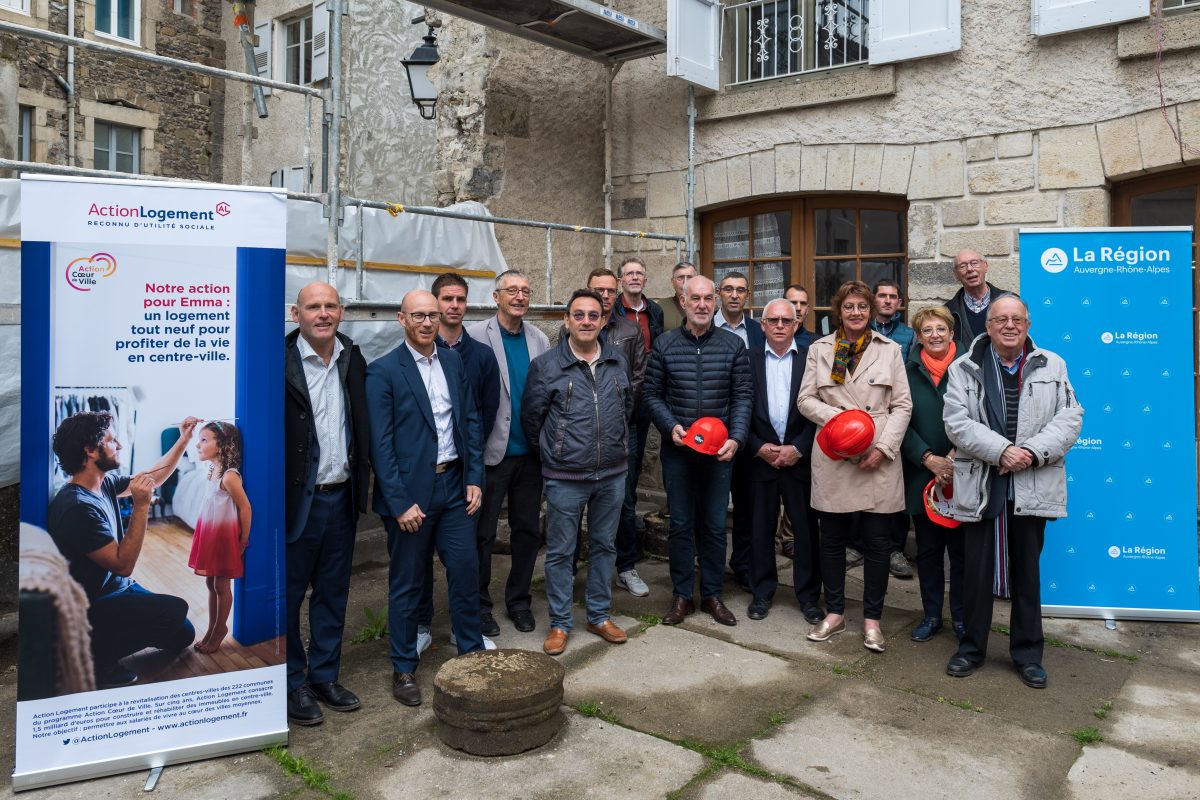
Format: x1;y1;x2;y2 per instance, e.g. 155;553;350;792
603;62;622;271
324;0;343;284
66;0;75;165
232;2;268;119
687;83;696;260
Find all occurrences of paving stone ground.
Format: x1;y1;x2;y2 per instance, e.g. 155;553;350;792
1;523;1197;799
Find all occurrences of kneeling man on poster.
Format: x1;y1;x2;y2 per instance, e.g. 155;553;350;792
47;412;201;688
942;294;1083;689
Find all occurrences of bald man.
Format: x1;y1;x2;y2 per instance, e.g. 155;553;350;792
286;282;370;726
366;289;485;708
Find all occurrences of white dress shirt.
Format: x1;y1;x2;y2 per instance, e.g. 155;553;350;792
297;334;350;485
714;309;751;348
406;341;458;464
765;342;798;444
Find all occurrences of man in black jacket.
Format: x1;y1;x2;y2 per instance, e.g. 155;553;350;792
944;249;1001;346
523;290;634;656
285;282;370;726
744;299;821;624
644;275;753;627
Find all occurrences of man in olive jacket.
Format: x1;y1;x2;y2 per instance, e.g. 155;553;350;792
523;290;634;656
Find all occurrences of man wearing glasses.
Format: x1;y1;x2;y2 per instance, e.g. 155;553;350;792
366;290;485;706
715;271;765;592
522;289;634;655
468;271;551;635
945;250;1001;345
942;294;1082;690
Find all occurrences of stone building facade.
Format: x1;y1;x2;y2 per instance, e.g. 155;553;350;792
1;0;227;180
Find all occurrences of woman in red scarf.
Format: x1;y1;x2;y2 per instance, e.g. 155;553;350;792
900;306;964;643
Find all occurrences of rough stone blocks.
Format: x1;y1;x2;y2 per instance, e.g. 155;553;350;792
984;193;1059;225
940;228;1012;258
1039;124;1105;189
1096;115;1143;179
941;198;980;227
967;159;1034;194
908;142;964;200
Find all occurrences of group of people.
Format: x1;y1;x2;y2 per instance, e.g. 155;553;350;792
282;245;1082;728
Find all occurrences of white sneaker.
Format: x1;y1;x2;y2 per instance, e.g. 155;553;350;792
417;626;432;656
617;569;650;597
450;632;497;650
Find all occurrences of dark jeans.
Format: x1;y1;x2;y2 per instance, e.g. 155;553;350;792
957;507;1046;667
819;511;891;620
616;408;653;573
660;443;733;601
477;454;543;614
385;462;482;673
890;511;910;554
287;484;356;692
749;472;820;604
912;512;965;623
90;583;194;681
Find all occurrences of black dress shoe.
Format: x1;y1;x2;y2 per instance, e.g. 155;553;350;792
781;541;795;559
747;597;771;620
945;655;980;678
733;571;753;593
509;609;536;632
309;681;361;712
662;596;695;625
701;596;737;626
910;616;943;643
287;686;324;726
480;612;501;637
802;605;826;625
1016;662;1047;689
953;621;967;642
392;672;421;706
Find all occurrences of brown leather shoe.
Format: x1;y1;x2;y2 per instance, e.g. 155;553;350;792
701;596;737;626
543;627;569;655
392;672;421;707
586;619;628;644
662;596;695;625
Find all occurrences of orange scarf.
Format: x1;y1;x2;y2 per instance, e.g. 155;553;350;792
920;342;957;387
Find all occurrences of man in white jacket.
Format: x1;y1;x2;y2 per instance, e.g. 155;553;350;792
942;294;1083;689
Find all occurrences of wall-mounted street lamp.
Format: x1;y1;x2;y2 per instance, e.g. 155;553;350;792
402;16;440;121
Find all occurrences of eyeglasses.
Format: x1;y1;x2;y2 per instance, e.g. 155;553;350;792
919;325;950;336
954;259;985;272
404;312;440;323
498;286;533;297
621;270;645;278
987;315;1027;327
720;286;749;295
762;317;795;327
571;311;602;322
590;287;618;296
840;302;871;313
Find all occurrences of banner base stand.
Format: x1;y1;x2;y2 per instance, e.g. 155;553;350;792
11;729;288;793
144;765;164;792
1043;605;1200;623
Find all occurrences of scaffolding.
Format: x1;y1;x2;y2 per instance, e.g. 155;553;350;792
0;3;688;317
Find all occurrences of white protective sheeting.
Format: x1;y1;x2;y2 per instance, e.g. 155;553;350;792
0;179;506;486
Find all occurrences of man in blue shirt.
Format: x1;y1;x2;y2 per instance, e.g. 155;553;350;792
467;270;550;635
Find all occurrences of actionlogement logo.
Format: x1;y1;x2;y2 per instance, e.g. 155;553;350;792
85;199;228;230
65;252;117;291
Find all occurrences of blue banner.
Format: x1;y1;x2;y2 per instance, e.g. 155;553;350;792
1019;227;1199;620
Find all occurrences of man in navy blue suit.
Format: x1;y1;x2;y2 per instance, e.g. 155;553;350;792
285;282;370;726
366;289;485;707
714;271;764;591
744;298;822;624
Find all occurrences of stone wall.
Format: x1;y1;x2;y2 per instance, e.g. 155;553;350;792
4;0;226;179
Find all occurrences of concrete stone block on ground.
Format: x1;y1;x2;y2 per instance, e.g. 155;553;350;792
373;713;706;799
1039;124;1105;189
749;680;1081;799
1041;616;1200;675
563;624;813;746
696;770;807;799
1066;744;1200;800
1104;665;1200;768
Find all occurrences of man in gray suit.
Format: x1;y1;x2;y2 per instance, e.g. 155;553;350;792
467;270;551;635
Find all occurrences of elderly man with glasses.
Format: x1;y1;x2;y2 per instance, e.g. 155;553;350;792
944;250;1002;346
942;294;1083;690
468;270;551;636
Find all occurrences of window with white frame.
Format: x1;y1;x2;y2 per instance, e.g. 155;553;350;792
94;121;140;173
1163;0;1200;11
284;14;313;85
0;0;30;14
17;106;32;161
725;0;869;85
95;0;139;41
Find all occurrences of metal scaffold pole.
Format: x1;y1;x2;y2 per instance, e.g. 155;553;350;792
324;0;345;285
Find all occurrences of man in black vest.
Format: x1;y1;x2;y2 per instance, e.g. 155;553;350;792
285;281;370;726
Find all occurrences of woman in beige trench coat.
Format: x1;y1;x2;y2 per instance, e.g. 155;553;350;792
797;280;912;652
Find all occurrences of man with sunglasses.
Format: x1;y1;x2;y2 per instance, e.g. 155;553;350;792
468;270;550;635
522;289;634;655
945;250;1001;345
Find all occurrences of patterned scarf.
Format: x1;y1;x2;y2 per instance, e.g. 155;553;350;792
830;330;869;385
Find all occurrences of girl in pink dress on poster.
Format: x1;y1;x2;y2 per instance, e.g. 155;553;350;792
188;421;252;654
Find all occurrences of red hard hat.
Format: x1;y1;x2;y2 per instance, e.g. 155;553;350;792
682;417;729;456
923;479;961;529
816;409;875;461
